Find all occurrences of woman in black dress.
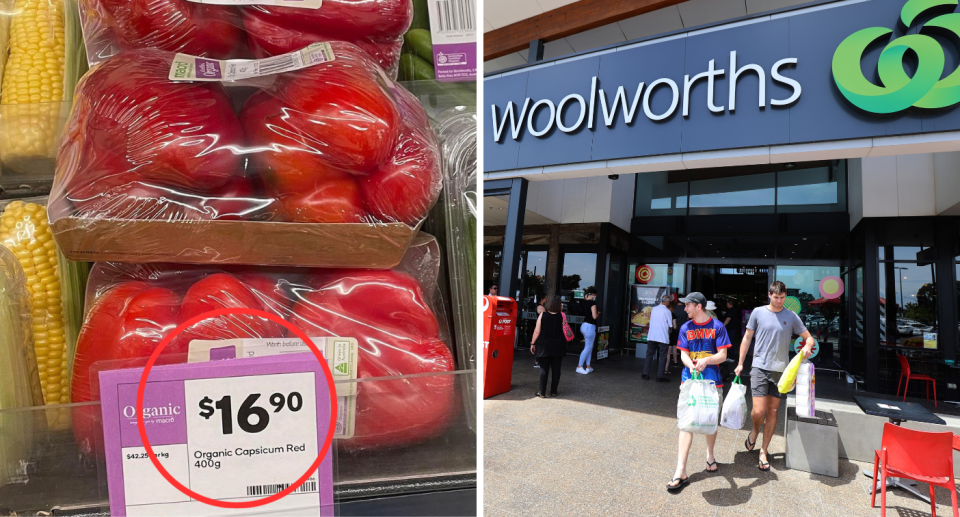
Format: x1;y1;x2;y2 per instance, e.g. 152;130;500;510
531;295;566;398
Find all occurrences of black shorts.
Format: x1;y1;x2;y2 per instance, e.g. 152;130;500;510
750;367;786;399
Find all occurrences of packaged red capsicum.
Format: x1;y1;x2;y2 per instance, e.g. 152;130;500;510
71;234;457;454
79;0;411;77
50;42;442;268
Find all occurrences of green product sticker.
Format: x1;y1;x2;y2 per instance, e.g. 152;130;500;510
833;0;960;113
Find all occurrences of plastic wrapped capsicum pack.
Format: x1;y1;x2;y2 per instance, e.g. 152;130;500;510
78;0;412;78
70;234;457;455
49;42;442;268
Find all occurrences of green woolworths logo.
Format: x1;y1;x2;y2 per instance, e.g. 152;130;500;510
833;0;960;113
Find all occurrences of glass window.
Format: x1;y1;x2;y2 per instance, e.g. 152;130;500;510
686;235;776;260
516;251;548;349
776;266;845;365
776;235;848;261
689;168;775;215
777;160;846;213
560;252;597;350
629;263;685;293
880;262;938;347
483;248;502;295
636;235;688;259
635;170;688;217
560;253;596;298
893;247;925;261
633;161;849;217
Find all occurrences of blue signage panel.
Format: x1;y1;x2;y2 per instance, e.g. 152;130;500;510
591;38;685;161
517;57;600;169
484;0;960;172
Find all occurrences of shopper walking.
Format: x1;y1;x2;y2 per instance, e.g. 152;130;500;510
531;295;566;397
576;287;600;374
705;300;718;319
665;298;679;375
722;298;740;348
667;292;731;491
670;295;688;373
643;295;674;382
722;297;742;372
534;299;545;369
735;281;814;471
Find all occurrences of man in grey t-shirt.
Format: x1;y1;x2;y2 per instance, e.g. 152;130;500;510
734;281;814;472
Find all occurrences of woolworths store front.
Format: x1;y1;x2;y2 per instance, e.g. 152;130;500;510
483;0;960;397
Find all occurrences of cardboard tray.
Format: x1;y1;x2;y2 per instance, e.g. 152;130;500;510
52;217;420;269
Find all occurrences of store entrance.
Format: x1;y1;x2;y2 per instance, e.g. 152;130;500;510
689;264;773;370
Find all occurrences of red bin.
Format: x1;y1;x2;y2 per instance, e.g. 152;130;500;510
483;295;517;399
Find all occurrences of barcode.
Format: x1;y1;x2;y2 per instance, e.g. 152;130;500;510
258;54;298;76
246;479;317;497
434;0;475;33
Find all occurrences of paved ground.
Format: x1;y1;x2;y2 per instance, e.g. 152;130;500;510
484;352;960;517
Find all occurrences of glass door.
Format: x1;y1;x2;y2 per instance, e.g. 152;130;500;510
775;265;845;369
604;253;627;354
559;252;597;353
690;264;772;372
516;250;548;349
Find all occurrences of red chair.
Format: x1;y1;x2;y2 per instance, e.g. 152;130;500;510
896;354;937;407
872;423;958;517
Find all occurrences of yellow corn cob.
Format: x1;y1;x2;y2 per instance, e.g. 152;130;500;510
0;0;13;86
0;0;66;162
0;200;68;405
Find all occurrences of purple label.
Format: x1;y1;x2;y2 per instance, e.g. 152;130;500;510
117;381;187;448
433;42;476;82
210;345;237;361
195;59;222;79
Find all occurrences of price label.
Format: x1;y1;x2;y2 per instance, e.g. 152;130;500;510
187;337;358;439
99;354;336;516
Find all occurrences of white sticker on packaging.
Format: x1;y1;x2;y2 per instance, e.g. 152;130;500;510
427;0;477;82
187;337;358;439
186;0;322;8
169;42;335;82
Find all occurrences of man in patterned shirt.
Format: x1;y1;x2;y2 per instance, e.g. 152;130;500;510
667;292;731;492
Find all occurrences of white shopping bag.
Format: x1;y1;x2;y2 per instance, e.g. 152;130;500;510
720;375;748;430
677;371;720;435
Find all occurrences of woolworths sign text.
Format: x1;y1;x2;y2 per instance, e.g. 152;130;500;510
491;52;802;142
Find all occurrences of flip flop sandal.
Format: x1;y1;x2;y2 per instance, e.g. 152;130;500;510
745;435;757;452
666;477;688;492
759;459;771;471
706;461;719;473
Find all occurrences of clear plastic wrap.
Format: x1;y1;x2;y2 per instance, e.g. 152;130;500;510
0;246;42;488
435;106;476;431
70;234;457;455
50;42;443;268
0;198;87;408
78;0;411;77
437;106;476;370
0;0;86;181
